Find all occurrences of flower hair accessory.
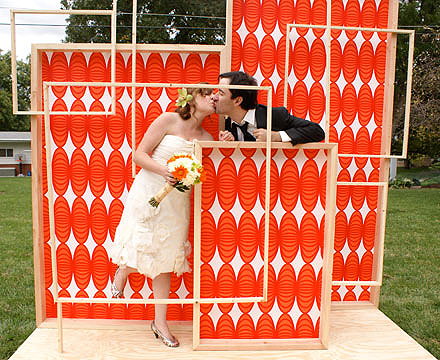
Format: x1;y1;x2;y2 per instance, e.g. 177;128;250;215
176;88;193;107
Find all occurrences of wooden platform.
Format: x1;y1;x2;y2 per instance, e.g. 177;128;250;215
10;304;435;359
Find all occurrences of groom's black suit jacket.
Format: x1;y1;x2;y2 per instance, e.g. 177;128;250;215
225;104;325;145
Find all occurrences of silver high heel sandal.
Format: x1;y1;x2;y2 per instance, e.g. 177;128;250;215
111;267;124;298
151;321;179;347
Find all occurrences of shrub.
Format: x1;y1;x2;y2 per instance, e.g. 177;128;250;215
389;177;420;189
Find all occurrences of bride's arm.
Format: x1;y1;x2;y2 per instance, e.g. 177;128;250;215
133;113;176;184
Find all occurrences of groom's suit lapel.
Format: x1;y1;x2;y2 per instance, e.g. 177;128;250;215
255;104;268;129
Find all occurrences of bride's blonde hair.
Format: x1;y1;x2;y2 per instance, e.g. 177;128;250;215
175;86;213;120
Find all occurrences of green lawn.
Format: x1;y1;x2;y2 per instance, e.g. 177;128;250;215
0;178;439;359
0;177;34;360
380;188;440;359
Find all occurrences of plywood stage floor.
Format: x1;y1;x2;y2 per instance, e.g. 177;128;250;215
10;304;435;360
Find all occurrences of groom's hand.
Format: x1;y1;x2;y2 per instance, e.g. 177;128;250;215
253;129;282;142
219;130;234;141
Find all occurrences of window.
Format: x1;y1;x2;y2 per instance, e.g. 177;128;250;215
0;149;13;157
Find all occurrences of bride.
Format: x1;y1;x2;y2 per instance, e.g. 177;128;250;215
110;87;214;347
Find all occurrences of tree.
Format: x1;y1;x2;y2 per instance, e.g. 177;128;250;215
0;51;30;131
61;0;226;45
396;0;440;94
393;29;440;161
393;0;440;161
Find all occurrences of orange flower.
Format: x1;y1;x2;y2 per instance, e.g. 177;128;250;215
198;167;206;183
172;165;188;181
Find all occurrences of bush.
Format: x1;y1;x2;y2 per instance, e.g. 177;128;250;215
389;177;420;189
409;153;433;167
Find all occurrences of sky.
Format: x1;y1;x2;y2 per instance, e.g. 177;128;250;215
0;0;67;60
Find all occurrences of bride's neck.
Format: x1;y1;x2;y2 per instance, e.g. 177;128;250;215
189;111;206;128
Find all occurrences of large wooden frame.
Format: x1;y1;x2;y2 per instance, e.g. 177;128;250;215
10;3;118;116
33;41;226;177
40;76;337;351
284;24;415;159
42;81;274;352
281;0;411;303
192;141;338;351
30;43;227;328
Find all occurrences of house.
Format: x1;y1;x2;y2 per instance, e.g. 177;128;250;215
0;132;31;176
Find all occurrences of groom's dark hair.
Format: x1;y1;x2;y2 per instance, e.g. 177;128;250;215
218;71;258;111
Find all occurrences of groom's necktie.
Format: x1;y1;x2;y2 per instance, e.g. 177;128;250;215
232;121;256;141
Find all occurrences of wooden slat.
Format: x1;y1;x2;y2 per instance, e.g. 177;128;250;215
57;302;63;353
401;31;415;158
192;143;202;350
194;141;335;149
332;281;381;286
336;182;387;186
224;0;233;72
338;154;407;159
32;43;225;53
55;296;265;305
131;0;137;179
10;8;117;116
262;88;272;302
41;81;262;115
13;9;113;15
320;144;338;348
110;0;117;116
288;23;413;34
324;0;331;143
10;10;17;114
283;28;290;108
43;81;270;89
30;45;46;326
196;339;325;351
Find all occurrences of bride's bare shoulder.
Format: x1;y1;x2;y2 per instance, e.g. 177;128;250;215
153;112;180;125
160;112;180;121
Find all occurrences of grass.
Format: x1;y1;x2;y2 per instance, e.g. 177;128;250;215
0;177;35;360
380;188;440;359
0;178;439;359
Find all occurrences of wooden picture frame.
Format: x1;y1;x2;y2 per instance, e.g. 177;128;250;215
192;142;338;350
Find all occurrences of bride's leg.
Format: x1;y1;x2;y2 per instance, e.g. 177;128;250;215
152;272;175;340
112;266;137;297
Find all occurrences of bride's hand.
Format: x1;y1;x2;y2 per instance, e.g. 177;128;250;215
160;166;177;185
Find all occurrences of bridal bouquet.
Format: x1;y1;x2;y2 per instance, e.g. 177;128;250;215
148;153;206;208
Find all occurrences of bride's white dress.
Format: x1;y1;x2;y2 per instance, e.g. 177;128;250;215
110;135;193;279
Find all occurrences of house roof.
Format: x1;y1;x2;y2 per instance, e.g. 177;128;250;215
0;132;31;142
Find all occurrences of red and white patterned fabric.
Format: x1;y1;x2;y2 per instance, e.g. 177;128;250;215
199;147;328;339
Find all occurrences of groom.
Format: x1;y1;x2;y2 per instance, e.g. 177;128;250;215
212;71;325;144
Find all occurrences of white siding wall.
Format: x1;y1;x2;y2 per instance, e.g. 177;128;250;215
0;142;31;165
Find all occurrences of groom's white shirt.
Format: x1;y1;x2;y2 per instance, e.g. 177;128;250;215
231;108;291;142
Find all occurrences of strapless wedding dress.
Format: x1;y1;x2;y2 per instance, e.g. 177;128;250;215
110;135;194;278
